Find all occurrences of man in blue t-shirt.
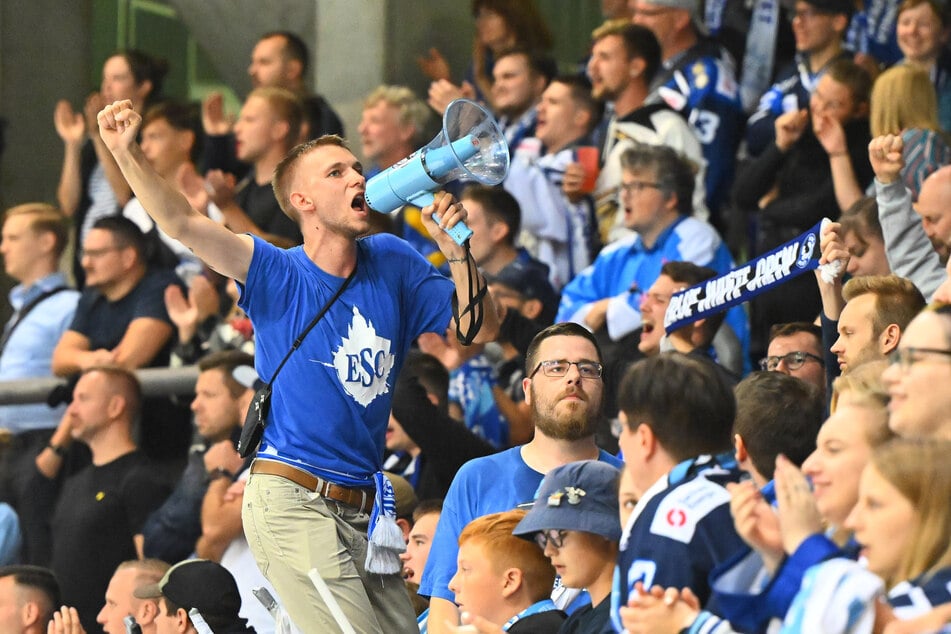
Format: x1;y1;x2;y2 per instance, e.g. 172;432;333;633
611;353;747;631
419;322;624;634
97;100;500;634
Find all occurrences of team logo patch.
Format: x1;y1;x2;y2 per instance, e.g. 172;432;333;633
797;233;816;269
649;477;730;543
330;306;395;407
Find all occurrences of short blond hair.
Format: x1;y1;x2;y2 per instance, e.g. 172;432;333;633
247;87;304;150
272;135;350;224
3;203;69;257
363;85;431;146
842;275;926;339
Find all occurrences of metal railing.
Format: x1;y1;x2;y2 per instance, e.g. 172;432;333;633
0;366;200;405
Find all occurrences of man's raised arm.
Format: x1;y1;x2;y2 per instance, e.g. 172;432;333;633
97;100;253;283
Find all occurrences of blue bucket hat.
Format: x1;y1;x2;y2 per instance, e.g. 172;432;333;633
513;460;622;541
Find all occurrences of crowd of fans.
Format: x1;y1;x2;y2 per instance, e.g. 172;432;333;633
1;0;951;631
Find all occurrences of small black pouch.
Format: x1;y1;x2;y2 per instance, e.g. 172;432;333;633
238;384;272;458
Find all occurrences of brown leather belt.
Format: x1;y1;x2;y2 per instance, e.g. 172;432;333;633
250;460;374;514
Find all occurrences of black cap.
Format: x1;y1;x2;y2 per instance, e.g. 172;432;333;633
133;559;249;630
486;260;560;323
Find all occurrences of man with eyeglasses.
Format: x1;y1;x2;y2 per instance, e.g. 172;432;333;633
762;321;827;396
882;304;951;440
418;322;623;634
557;143;749;372
52;215;182;378
745;0;854;157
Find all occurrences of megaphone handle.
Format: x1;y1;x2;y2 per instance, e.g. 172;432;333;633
410;193;475;246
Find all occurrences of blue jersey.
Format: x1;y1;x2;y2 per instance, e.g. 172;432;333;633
610;455;746;632
846;1;902;67
238;234;453;487
448;354;508;448
711;532;858;633
648;40;744;214
889;567;951;621
419;447;623;603
556;215;749;364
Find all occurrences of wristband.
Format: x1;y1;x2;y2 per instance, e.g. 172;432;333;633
47;443;68;458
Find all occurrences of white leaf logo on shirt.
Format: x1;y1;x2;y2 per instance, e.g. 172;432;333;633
332;306;395;407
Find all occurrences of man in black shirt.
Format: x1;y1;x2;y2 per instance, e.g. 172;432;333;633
44;367;170;634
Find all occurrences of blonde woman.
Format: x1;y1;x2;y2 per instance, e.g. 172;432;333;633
869;64;951;199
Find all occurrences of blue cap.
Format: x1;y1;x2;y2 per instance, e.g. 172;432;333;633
513;460;622;541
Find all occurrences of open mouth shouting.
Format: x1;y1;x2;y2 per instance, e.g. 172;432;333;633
351;193;368;214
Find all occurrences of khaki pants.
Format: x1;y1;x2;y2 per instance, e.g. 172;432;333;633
243;473;417;633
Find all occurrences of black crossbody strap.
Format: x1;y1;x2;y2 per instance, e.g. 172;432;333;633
266;265;357;387
0;286;70;356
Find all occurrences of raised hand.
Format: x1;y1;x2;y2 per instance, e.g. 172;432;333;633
83;92;107;134
97;100;142;154
868;134;904;184
417;329;466;371
418;47;451;82
54;100;86;145
727;480;784;571
176;162;211;215
202;91;233;135
813;113;847;158
774;454;823;555
47;606;86;634
428;79;466;116
165;283;200;336
815;220;850;284
775;109;809;152
562;162;586;201
204;169;237;208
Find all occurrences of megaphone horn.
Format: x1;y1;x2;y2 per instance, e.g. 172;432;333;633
364;99;511;246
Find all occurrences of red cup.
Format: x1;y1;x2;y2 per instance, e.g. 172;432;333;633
575;146;600;194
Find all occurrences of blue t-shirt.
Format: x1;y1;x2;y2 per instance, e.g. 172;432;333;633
419;446;623;602
238;234;454;487
610;455;746;632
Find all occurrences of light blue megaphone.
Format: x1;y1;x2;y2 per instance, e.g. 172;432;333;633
364;98;510;245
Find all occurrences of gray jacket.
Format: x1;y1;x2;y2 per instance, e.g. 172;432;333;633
875;179;944;301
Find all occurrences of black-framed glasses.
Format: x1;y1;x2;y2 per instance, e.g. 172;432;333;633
619;181;662;196
759;351;824;371
889;347;951;371
529;360;603;380
533;529;567;550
